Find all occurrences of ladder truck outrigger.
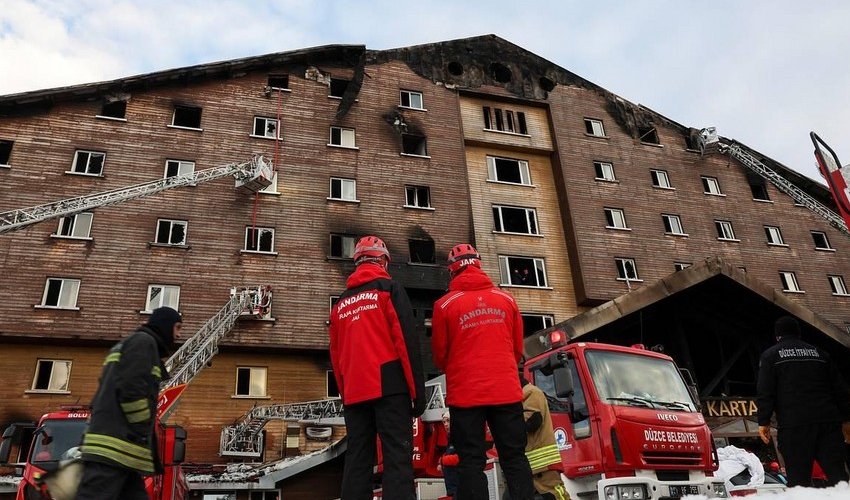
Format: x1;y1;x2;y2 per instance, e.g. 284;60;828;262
0;156;276;500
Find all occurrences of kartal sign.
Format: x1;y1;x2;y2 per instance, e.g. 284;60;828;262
701;398;757;418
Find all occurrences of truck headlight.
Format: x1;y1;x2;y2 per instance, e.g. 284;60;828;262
604;484;648;500
712;482;728;498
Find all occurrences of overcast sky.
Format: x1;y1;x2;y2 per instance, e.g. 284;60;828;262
1;0;848;181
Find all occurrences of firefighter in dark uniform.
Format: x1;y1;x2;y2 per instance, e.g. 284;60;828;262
432;244;535;500
756;315;850;487
76;306;182;500
329;235;426;500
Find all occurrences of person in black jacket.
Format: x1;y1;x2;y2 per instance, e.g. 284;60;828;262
756;315;850;487
329;236;426;500
75;307;182;500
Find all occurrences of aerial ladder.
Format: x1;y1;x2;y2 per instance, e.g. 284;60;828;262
698;127;850;237
0;155;274;234
219;376;449;457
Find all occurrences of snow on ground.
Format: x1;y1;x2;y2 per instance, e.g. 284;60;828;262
684;481;849;499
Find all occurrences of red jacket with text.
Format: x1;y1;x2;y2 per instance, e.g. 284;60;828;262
431;266;524;407
329;263;425;410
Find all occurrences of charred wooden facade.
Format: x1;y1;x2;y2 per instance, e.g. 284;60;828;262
2;35;850;490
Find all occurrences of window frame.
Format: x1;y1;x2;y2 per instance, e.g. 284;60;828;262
328;177;358;202
170;105;203;130
662;214;686;236
493;204;540;235
750;183;771;202
326;370;340;399
400;133;429;157
498;255;549;288
404;185;432;209
828;275;849;296
715;220;739;241
259;171;279;195
234;366;268;398
521;313;555;338
243;227;276;254
674;262;692;272
329;233;357;259
164;159;196;179
0;139;14;166
267;74;290;91
96;100;127;121
144;284;180;312
603;207;629;230
399;90;425;110
486;155;532;186
68;150;106;176
328;126;357;149
764;225;786;246
155;219;188;246
650;169;673;189
701;176;724;196
39;278;80;309
54;212;93;240
614;257;641;282
584;118;606;137
408;239;436;265
251;116;281;140
594;161;616;182
29;359;72;393
811;231;834;251
779;271;803;293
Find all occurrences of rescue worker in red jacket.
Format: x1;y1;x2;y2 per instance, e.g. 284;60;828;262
329;235;426;500
432;244;535;500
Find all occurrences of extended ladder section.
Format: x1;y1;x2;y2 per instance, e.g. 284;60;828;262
699;128;849;237
219;376;448;457
0;156;273;234
162;286;273;390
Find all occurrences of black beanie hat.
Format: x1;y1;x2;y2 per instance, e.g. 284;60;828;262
146;306;182;349
774;315;801;338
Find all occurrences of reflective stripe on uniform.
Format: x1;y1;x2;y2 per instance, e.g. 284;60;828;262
120;399;148;413
553;483;568;500
103;352;121;365
526;443;561;471
151;366;162;379
125;407;151;423
82;433;153;473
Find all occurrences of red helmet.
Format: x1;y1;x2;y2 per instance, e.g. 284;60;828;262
353;235;390;265
447;243;481;274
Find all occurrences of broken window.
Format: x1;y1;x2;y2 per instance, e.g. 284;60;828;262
594;162;615;181
98;100;126;119
499;256;548;287
482;107;492;129
662;214;685;235
329;126;356;148
487;156;531;185
326;371;340;398
493;205;538;234
329;78;350;98
146;284;180;311
71;150;105;176
584;118;605;137
41;278;80;308
483;107;528;134
517;112;528;134
674;262;691;272
715;220;737;240
400;90;424;110
156;219;188;246
829;275;848;295
764;225;785;246
329;233;356;259
604;208;628;229
749;176;770;201
638;126;660;145
260;171;279;194
811;231;832;250
494;108;504;130
521;314;554;338
171;105;202;129
405;185;431;208
268;74;289;90
235;367;267;397
409;239;436;264
506;111;515;132
650;169;672;188
244;227;275;253
701;176;723;195
329;177;357;201
401;134;428;156
55;213;93;239
32;359;72;392
0;139;11;165
779;272;802;292
164;159;195;179
614;258;639;281
253;117;280;139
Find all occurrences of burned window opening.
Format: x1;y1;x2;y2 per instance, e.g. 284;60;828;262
268;74;289;90
409;239;435;264
99;100;126;119
539;77;555;92
0;140;12;165
330;78;350;98
447;61;464;76
402;134;428;156
330;233;357;259
638;126;660;144
499;256;547;287
490;62;512;83
172;105;202;128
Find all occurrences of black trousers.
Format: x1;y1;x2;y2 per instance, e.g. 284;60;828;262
75;460;148;500
778;421;849;487
450;403;534;500
342;393;414;500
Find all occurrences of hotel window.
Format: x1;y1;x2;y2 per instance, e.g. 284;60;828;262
829;275;849;296
584;118;605;137
260;171;279;194
98;100;126;120
70;150;105;176
701;176;723;195
155;219;188;246
252;117;280;139
401;134;428;156
329;78;350;98
486;156;531;185
750;180;770;201
31;360;72;392
329;233;356;259
650;169;672;189
329;127;356;148
329;177;357;201
674;262;692;272
604;208;628;230
615;258;640;281
171;105;202;129
493;205;539;235
164;159;195;179
594;161;616;181
638;126;660;145
521;314;554;338
400;90;424;110
244;227;275;253
498;256;548;288
55;213;93;239
0;139;12;165
405;185;431;209
780;272;802;293
764;226;785;246
145;284;180;311
811;231;833;250
483;107;527;134
235;367;267;397
662;214;685;235
715;220;737;241
267;74;289;90
409;239;436;264
41;278;80;308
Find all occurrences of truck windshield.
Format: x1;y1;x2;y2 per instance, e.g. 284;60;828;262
30;419;87;464
585;350;696;412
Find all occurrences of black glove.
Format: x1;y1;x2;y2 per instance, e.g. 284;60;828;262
412;392;426;417
525;411;543;433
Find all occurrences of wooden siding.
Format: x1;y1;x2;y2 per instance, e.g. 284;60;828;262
459;96;552;152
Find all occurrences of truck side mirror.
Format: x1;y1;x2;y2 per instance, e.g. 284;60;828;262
548;353;574;400
0;426;15;464
171;426;187;464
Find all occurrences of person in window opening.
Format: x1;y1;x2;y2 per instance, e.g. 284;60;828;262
328;235;425;500
520;369;569;500
432;243;535;500
756;315;850;487
520;268;532;286
76;306;181;500
512;268;523;286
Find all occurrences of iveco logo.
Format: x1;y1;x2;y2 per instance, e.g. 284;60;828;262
657;413;679;422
